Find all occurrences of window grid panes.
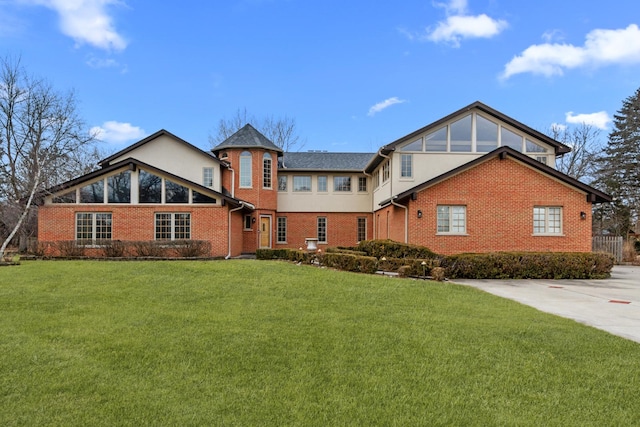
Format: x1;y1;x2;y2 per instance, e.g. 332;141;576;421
317;217;327;243
382;161;390;182
277;217;287;243
334;176;351;192
358;177;367;192
357;217;366;242
76;213;112;242
263;153;272;189
401;154;412;178
76;213;93;240
155;213;191;240
203;168;213;187
533;207;562;234
240;151;252;188
278;175;287;191
318;176;327;192
437;206;466;234
293;176;311;192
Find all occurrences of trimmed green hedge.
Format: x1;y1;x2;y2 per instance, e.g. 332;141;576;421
442;252;614;279
356;239;438;259
320;252;378;274
256;248;309;263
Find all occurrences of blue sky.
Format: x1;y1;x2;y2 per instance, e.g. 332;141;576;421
2;0;639;154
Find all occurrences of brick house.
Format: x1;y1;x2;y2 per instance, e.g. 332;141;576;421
38;101;610;257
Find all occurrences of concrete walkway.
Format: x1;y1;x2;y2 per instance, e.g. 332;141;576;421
452;265;640;344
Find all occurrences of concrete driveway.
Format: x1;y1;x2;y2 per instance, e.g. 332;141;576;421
452;265;640;344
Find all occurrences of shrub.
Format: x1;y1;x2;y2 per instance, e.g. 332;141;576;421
357;240;438;259
57;241;86;257
256;248;310;263
431;267;446;281
442;252;614;279
172;240;212;258
321;252;378;274
99;240;128;257
131;241;167;258
623;240;637;262
324;247;368;256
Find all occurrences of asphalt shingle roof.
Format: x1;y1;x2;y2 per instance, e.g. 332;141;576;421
212;124;283;153
280;152;375;171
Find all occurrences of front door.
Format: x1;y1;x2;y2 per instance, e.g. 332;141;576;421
260;216;271;248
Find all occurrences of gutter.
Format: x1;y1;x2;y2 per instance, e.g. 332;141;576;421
378;150;408;243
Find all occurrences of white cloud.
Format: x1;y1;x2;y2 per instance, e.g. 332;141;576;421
550;123;567;133
24;0;127;51
416;0;506;47
565;111;612;130
368;97;406;116
91;121;145;144
501;24;640;79
427;14;508;47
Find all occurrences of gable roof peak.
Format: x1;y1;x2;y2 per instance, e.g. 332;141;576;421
212;123;283;154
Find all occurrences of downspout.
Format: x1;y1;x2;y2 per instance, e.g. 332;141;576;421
227;164;235;198
225;202;245;259
378;149;408;243
363;170;375;240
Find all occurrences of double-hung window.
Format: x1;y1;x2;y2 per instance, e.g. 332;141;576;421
155;213;191;240
76;213;112;243
334;176;351;192
317;217;327;244
263;153;272;189
293;176;311;192
437;206;466;234
358;177;367;192
357;217;366;242
277;217;287;243
533;207;562;235
203;167;214;187
317;176;328;192
239;151;252;188
400;154;412;178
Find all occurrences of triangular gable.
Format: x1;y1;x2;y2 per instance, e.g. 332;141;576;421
99;129;220;167
389;146;610;205
47;157;250;209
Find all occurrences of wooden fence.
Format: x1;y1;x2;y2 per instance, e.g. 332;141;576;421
592;235;623;263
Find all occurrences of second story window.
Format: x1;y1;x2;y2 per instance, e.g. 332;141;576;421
382;161;390;182
263;153;272;189
334;176;351;192
318;176;327;192
293;176;311;192
203;167;213;187
358;177;367;192
278;175;287;191
400;154;412;178
239;151;252;188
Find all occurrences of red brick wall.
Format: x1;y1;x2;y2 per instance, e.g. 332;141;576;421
374;205;407;242
221;148;278;211
274;212;373;249
406;157;593;255
38;204;232;257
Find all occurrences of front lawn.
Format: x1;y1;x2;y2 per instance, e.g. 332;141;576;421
1;260;639;426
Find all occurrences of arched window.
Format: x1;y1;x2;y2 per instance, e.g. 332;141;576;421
263;153;272;189
239;151;252;188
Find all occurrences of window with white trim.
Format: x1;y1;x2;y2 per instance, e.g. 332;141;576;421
400;154;412;178
277;217;287;243
76;212;112;242
203;167;214;187
382;161;390;182
358;177;367;192
239;151;252;188
293;176;311;192
437;206;466;234
278;175;287;191
533;207;562;235
155;213;191;240
318;176;327;192
357;217;366;242
244;215;252;230
317;217;327;244
263;153;272;189
334;176;351;192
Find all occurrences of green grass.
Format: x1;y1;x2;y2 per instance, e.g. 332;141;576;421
1;260;639;426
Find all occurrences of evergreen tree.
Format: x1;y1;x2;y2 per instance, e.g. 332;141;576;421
595;87;640;234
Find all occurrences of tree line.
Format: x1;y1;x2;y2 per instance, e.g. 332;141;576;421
1;55;638;259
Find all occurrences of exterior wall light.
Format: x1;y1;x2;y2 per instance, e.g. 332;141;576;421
580;211;587;220
417;210;423;218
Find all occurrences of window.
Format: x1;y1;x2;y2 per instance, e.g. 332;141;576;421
79;180;104;203
293;176;311;192
437;206;466;234
239;151;252;188
155;213;191;240
263;153;272;189
425;127;447;152
401;137;422;151
53;190;76;203
334;176;351;192
382;161;390;182
139;170;162;203
203;167;214;187
192;190;217;204
450;115;472;152
76;213;112;242
108;171;131;203
317;217;327;244
277;217;287;243
501;127;523;151
358;177;367;192
533;207;562;235
278;175;287;191
476;115;498;152
244;215;252;230
317;176;327;192
357;217;366;242
536;156;548;165
400;154;412;178
526;140;547;153
165;179;189;203
373;171;380;189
